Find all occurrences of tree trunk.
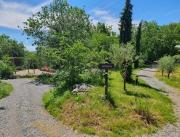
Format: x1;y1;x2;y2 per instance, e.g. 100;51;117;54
168;73;170;79
124;79;126;91
162;70;164;76
134;60;139;69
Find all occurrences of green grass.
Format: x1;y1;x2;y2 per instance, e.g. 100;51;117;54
0;81;13;99
43;71;175;137
156;65;180;89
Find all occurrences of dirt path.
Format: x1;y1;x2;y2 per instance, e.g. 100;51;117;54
0;79;92;137
139;67;180;137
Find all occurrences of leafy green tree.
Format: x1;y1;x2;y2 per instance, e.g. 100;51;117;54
119;0;133;45
25;52;38;74
140;22;180;62
112;43;135;91
158;56;176;78
37;46;61;69
56;42;92;88
23;0;91;49
134;21;142;68
0;61;14;79
95;22;112;36
0;35;25;58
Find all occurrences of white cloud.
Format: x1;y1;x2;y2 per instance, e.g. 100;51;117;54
92;9;119;33
92;9;140;34
0;0;50;29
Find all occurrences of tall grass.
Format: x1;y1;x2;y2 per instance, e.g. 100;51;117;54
43;71;175;137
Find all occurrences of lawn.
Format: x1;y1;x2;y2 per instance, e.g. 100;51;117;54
156;65;180;89
0;81;13;99
43;71;175;137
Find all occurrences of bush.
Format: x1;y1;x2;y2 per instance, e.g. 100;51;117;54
0;61;14;79
158;56;175;78
80;69;103;85
174;55;180;63
36;73;54;84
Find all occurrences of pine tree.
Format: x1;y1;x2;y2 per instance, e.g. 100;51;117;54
119;0;133;45
135;21;143;68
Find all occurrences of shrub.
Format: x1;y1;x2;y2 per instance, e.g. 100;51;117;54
158;56;175;78
80;69;103;86
0;61;14;79
174;55;180;63
36;73;54;84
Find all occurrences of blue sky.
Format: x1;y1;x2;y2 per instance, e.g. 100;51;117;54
0;0;180;51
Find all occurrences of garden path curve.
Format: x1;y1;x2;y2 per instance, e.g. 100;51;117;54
0;79;92;137
139;67;180;137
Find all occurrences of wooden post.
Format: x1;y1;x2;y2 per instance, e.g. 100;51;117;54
104;69;108;98
99;63;114;98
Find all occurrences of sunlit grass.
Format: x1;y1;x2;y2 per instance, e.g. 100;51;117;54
156;65;180;89
43;71;175;137
0;81;13;99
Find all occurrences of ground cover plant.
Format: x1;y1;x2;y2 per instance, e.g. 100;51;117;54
0;81;13;99
43;71;175;137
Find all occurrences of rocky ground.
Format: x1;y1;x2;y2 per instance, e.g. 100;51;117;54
0;79;92;137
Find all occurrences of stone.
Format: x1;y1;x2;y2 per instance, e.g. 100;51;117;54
72;83;93;94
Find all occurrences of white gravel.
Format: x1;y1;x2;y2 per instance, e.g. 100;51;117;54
139;67;180;137
0;79;93;137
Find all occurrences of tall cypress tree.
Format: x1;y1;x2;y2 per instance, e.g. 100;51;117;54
119;0;133;45
135;21;143;68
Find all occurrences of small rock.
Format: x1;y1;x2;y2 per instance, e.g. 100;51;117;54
72;83;94;94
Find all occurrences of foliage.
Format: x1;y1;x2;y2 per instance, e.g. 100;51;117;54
140;22;180;62
0;61;14;79
80;69;103;86
119;0;133;44
23;0;91;48
156;65;180;89
174;55;180;63
43;71;175;137
36;73;54;84
24;52;38;72
0;81;13;99
37;46;61;69
95;22;112;36
0;35;25;58
158;56;176;78
112;43;135;90
135;21;143;68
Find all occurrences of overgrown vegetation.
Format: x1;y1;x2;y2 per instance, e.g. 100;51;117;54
0;81;13;99
0;60;14;79
43;71;175;137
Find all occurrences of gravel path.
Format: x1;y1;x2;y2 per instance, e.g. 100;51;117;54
139;67;180;137
0;79;92;137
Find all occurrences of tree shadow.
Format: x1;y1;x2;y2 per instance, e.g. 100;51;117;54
129;80;167;94
125;90;151;98
26;80;54;88
0;107;6;110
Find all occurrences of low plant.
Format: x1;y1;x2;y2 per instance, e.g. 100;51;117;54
0;81;13;99
0;61;14;79
36;73;54;84
80;69;103;86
